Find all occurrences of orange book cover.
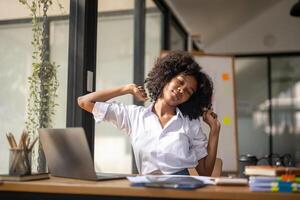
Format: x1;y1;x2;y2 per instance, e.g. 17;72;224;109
245;165;300;176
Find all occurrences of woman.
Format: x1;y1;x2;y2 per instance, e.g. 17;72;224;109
78;51;220;176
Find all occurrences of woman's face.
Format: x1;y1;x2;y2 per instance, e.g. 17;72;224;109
161;74;198;106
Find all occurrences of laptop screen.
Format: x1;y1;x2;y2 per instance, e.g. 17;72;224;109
38;128;98;180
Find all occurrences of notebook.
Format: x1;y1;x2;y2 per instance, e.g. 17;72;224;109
245;165;300;176
0;173;49;182
38;127;127;181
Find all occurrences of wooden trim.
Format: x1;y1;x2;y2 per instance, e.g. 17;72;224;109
190;51;235;58
161;50;235;58
231;57;240;173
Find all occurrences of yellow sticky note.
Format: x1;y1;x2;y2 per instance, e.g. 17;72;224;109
223;116;231;125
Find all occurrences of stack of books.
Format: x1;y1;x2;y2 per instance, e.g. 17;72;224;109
245;165;300;192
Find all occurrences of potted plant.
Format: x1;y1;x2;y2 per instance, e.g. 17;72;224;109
19;0;62;173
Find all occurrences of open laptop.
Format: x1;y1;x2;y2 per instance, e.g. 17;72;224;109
38;127;128;181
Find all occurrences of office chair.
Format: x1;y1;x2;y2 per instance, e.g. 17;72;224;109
188;158;223;177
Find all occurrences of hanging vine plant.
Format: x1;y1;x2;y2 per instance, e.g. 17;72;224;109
19;0;63;172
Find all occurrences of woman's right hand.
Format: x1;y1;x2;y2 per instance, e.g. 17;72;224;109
127;84;149;102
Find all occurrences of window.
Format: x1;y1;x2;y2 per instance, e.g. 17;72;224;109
95;8;134;174
145;1;162;78
0;2;69;173
235;57;269;160
0;23;32;173
271;56;300;166
170;23;185;50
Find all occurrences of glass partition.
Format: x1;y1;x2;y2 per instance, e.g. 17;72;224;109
0;19;68;173
95;13;134;173
0;23;32;173
50;20;69;128
95;0;162;173
170;23;185;50
235;57;269;160
145;7;162;76
271;56;300;167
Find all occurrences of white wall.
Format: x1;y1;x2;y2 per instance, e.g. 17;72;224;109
207;0;300;54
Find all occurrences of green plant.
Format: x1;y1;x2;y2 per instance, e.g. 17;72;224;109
18;0;62;172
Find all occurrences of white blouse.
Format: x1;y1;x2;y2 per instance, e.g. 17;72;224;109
92;101;208;175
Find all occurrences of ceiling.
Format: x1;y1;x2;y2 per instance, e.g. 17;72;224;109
165;0;300;110
166;0;283;48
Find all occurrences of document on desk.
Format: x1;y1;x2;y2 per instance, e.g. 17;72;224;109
127;175;213;189
127;176;248;186
127;175;215;185
213;177;248;185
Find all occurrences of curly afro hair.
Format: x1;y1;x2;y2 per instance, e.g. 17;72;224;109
145;51;213;120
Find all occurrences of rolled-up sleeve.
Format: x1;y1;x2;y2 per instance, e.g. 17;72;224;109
92;102;132;135
92;102;110;123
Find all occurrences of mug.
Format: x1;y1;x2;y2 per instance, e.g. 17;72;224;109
239;154;258;178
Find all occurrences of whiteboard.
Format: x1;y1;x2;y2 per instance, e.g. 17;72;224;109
193;53;238;172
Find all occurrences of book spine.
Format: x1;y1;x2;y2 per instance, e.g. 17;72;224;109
249;182;299;192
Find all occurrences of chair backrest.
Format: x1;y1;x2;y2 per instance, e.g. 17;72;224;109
188;158;223;177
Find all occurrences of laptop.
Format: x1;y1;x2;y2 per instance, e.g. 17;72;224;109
38;127;128;181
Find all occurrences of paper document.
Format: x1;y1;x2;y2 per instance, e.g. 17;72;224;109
214;177;248;185
127;175;215;185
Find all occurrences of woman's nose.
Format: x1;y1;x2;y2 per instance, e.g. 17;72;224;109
177;87;183;93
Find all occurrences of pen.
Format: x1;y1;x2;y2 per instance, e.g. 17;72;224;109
9;132;18;148
6;133;14;148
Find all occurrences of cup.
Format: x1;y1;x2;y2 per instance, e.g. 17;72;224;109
239;154;258;178
9;149;32;176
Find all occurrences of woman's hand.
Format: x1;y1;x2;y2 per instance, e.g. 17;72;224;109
197;110;221;176
128;84;149;102
202;109;221;134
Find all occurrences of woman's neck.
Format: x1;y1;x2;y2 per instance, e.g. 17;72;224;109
153;98;176;117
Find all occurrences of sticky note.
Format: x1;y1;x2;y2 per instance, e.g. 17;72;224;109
222;73;230;81
223;116;231;125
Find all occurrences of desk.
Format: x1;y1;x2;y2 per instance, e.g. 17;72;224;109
0;176;299;200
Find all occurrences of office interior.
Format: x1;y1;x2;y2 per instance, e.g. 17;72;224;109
0;0;300;177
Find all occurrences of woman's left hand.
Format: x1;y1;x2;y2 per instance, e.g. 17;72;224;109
202;109;221;133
